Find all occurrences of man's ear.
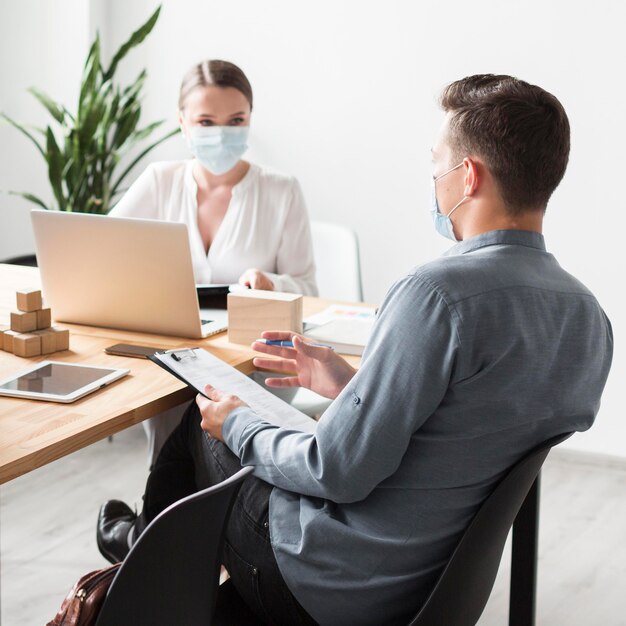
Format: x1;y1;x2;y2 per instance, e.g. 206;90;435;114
463;157;480;197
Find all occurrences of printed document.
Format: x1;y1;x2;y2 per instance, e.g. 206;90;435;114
151;348;317;433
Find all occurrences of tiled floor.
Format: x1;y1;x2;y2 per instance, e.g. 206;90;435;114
1;425;625;625
0;424;149;625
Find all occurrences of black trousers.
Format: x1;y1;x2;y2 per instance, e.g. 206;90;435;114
135;401;318;626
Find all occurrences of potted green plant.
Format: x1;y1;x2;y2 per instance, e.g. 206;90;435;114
1;5;177;215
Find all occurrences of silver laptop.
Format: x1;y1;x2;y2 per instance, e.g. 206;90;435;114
31;210;228;339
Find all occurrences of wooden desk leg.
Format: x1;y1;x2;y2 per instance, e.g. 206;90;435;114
509;472;541;626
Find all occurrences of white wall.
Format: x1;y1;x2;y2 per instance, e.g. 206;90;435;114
1;1;623;457
0;0;91;259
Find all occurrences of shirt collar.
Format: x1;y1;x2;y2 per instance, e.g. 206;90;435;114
185;160;258;197
442;229;546;257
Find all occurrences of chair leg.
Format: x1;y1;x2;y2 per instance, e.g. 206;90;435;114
509;472;541;626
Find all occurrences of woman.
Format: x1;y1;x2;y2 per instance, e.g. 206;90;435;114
111;59;317;294
111;60;318;464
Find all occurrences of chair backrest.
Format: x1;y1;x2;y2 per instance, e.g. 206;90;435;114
95;466;254;626
311;220;363;302
408;433;571;626
0;253;37;266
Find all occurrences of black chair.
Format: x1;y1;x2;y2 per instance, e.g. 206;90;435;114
95;466;254;626
409;433;572;626
96;434;569;626
0;253;37;266
211;433;573;626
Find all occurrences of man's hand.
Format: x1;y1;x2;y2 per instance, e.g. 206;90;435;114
252;331;357;400
196;384;247;441
238;269;275;291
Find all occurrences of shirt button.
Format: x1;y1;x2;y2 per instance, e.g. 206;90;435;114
353;395;361;405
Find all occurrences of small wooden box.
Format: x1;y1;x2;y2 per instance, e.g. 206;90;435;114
227;290;303;346
16;289;43;312
3;330;20;353
11;310;38;333
0;325;8;351
34;329;57;354
13;333;42;358
50;327;70;351
36;307;52;330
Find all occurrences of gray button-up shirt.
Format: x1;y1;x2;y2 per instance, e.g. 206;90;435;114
223;230;613;625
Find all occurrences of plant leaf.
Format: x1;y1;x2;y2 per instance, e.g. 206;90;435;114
111;103;141;149
116;119;164;155
79;35;101;120
28;87;65;124
8;191;50;210
110;127;178;198
80;87;109;149
121;69;147;103
0;113;45;158
103;6;161;81
46;127;65;210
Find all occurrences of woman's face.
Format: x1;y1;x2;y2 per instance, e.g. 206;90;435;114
179;85;251;134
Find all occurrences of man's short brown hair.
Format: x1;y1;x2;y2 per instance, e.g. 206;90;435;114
440;74;570;214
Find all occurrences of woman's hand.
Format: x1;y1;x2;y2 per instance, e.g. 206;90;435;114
238;269;274;291
196;384;247;441
252;331;357;400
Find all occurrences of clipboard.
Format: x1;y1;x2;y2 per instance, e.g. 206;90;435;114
149;347;317;433
149;348;208;396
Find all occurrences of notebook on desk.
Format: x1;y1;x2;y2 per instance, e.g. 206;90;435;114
303;305;377;355
30;210;227;339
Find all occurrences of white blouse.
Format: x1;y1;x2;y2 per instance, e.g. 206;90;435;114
109;160;318;296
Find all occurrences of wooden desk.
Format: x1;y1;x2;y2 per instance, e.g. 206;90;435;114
0;264;361;484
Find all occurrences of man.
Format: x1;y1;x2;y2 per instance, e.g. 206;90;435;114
98;75;613;626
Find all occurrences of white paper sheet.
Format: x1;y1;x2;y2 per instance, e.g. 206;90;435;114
152;348;317;433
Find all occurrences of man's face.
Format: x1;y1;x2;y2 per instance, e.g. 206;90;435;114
431;115;465;216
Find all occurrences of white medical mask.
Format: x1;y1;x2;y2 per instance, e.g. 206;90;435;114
187;126;249;175
430;162;468;241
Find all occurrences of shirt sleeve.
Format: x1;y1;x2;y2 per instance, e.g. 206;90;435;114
263;179;318;296
108;164;160;219
222;272;460;503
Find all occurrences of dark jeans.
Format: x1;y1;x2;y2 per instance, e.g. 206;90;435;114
135;401;318;626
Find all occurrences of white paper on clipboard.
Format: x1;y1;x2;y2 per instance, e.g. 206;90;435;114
150;348;317;434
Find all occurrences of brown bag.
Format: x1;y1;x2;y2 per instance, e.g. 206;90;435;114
47;563;122;626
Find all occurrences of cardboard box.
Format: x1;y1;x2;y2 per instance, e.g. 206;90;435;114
227;290;302;346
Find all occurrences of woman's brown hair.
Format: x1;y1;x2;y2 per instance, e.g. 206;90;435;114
178;60;253;110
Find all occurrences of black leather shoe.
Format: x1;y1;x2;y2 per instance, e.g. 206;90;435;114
97;500;137;564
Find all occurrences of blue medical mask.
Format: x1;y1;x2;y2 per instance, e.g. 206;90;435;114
430;162;468;241
187;126;249;175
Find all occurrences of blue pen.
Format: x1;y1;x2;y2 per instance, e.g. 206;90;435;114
256;339;334;350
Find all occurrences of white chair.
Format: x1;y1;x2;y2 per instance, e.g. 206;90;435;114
311;220;363;302
250;221;363;418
